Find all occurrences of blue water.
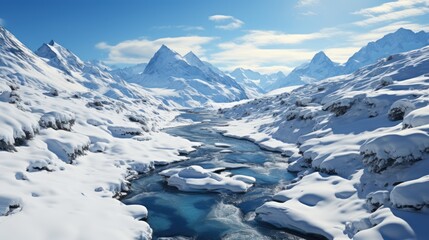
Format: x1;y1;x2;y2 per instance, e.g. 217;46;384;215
122;111;302;240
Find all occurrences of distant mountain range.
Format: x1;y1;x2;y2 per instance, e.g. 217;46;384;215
106;28;429;98
18;26;429;106
269;28;429;90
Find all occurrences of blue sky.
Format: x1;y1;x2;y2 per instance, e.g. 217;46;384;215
1;0;429;73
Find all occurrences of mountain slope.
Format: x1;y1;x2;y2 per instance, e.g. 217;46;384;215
218;45;429;239
0;26;199;240
129;45;247;107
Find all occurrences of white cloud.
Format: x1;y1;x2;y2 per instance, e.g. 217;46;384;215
96;36;215;64
354;0;429;26
0;18;4;26
296;0;319;7
209;15;244;30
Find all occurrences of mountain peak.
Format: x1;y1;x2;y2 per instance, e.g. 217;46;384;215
310;51;332;65
143;45;187;75
395;27;414;35
157;44;176;55
35;40;84;74
184;51;199;61
184;51;197;58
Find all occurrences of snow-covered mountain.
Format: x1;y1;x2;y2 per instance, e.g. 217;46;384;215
270;28;429;90
35;40;144;99
228;68;267;98
218;45;429;239
344;28;429;73
269;51;340;90
230;68;286;93
0;26;199;240
128;45;248;107
110;63;147;81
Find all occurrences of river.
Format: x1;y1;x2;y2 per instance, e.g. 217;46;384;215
121;111;306;240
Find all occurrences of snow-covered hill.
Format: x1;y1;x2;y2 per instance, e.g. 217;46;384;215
270;28;429;90
0;26;199;240
218;45;429;239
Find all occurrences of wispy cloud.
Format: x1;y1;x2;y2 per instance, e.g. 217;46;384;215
300;11;317;16
210;43;315;73
209;15;244;30
296;0;319;7
208;27;350;73
153;25;205;31
96;36;214;64
0;18;4;26
354;0;429;26
236;28;343;46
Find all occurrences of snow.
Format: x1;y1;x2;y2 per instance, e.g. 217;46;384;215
0;103;39;150
214;142;231;148
403;105;429;128
160;165;256;193
388;99;415;121
39;111;76;130
256;172;361;239
360;129;429;173
390;175;429;209
264;86;301;96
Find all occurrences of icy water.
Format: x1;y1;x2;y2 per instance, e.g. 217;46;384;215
122;111;305;240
